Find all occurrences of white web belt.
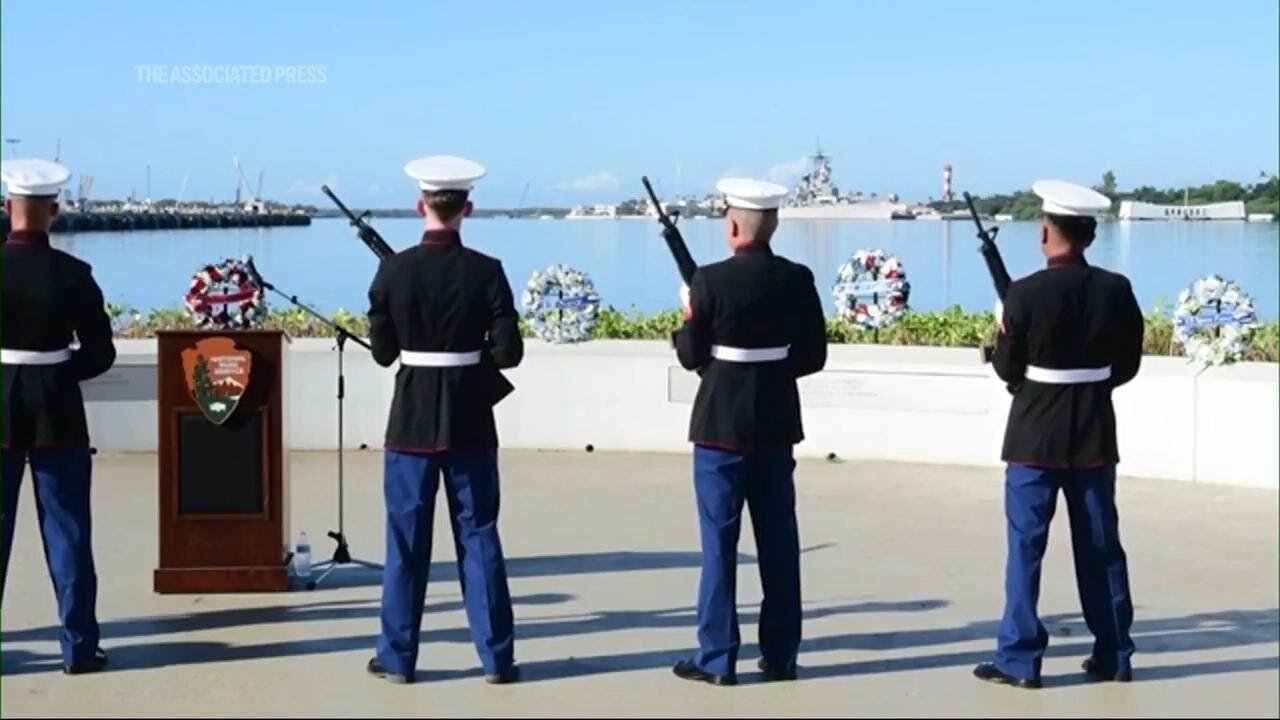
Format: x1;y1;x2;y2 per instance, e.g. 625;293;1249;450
1024;365;1111;384
0;348;72;365
399;350;482;367
710;345;789;363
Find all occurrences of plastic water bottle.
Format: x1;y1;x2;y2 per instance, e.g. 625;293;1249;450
294;532;312;578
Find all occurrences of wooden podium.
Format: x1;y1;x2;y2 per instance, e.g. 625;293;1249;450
154;330;291;593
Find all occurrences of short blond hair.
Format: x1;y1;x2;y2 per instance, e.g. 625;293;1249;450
6;195;58;228
728;207;778;243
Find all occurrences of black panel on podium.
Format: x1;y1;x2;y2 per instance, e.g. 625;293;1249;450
177;411;265;515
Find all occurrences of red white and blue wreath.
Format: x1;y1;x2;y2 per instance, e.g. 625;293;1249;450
832;249;910;330
185;256;266;329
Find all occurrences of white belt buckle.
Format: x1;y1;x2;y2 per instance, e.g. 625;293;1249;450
1024;364;1112;384
0;348;73;365
398;350;482;368
710;345;790;363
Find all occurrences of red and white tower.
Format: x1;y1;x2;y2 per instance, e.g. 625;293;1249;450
943;164;954;202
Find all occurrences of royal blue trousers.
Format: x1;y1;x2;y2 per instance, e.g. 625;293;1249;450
691;445;801;679
376;448;514;676
1;447;100;667
996;463;1135;680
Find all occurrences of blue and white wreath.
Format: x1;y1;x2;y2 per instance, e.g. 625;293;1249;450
522;264;601;344
1173;275;1259;368
832;249;911;330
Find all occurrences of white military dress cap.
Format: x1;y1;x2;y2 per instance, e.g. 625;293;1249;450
404;155;486;192
1031;180;1111;217
716;177;789;211
1;159;71;197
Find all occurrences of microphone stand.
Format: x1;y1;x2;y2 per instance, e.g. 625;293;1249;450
247;260;383;590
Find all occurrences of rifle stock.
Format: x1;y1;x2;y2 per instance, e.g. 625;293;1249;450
321;185;395;260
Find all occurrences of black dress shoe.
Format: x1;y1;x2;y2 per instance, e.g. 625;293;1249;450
64;647;108;676
366;657;412;684
485;665;520;685
757;658;798;681
673;660;736;686
973;662;1041;689
1082;657;1133;682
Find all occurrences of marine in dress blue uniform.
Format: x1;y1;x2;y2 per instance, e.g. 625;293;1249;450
364;156;523;685
973;180;1144;689
1;159;116;674
671;178;828;686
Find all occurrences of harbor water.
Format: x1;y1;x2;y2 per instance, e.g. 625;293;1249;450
52;217;1280;319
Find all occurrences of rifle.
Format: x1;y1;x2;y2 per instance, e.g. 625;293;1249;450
964;192;1011;364
964;192;1011;300
641;176;698;347
321;185;395;259
641;176;697;283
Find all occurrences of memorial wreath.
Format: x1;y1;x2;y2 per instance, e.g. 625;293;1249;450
522;264;601;344
1173;275;1259;368
833;249;911;330
185;256;266;329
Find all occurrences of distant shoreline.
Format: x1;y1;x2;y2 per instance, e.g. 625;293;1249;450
311;208;572;220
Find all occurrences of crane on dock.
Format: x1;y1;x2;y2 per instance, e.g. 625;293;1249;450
232;157;267;212
234;156;246;205
54;139;73;205
518;181;531;216
77;175;94;209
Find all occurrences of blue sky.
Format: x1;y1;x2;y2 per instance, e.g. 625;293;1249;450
2;0;1277;207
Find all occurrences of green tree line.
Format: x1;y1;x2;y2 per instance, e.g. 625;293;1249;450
932;172;1280;220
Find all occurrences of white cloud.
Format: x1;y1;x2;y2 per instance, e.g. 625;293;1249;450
766;157;811;185
553;171;620;192
287;174;338;195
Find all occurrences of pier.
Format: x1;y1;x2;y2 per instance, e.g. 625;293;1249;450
0;210;311;235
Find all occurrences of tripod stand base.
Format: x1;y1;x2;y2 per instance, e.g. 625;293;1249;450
304;532;383;591
306;559;383;591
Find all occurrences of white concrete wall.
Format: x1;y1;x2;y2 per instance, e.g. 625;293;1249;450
87;339;1278;489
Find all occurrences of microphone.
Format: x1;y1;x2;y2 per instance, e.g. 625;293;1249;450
242;255;273;291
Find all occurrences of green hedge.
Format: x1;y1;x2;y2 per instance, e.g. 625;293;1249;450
107;304;1279;363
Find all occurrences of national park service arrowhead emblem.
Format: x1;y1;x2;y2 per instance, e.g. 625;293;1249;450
181;337;252;425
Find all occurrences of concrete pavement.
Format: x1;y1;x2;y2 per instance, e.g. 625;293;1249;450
1;450;1276;717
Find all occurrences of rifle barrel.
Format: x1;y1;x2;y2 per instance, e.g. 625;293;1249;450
641;177;670;225
963;192;987;238
321;185;394;259
963;192;1011;300
641;176;697;284
321;185;357;221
